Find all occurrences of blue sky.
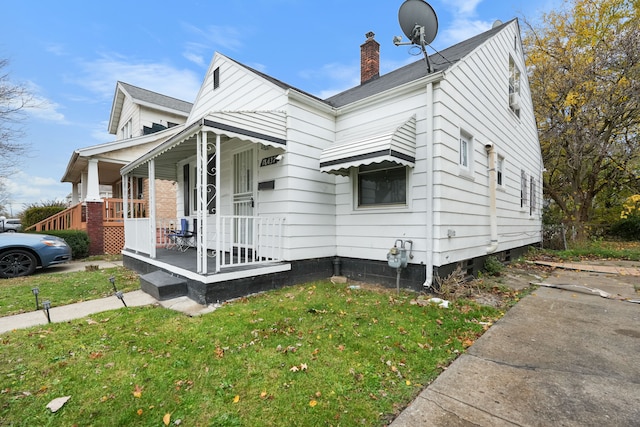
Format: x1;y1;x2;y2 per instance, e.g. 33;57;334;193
0;0;561;214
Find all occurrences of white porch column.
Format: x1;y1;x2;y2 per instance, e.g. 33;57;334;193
196;131;208;274
122;175;129;218
215;134;221;273
71;183;80;205
86;158;101;202
148;159;157;259
81;172;88;201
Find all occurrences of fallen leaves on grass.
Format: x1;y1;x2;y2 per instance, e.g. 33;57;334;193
46;396;71;413
132;384;143;398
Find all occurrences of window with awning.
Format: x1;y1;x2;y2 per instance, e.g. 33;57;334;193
319;116;416;176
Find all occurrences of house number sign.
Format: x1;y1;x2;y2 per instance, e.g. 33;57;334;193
260;155;280;167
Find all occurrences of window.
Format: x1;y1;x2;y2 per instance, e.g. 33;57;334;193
459;130;474;178
213;67;220;89
530;177;536;215
509;56;521;117
520;169;528;208
497;155;504;186
460;135;469;167
357;162;407;207
121;118;132;139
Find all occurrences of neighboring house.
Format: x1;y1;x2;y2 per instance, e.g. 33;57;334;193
44;82;193;254
121;19;542;304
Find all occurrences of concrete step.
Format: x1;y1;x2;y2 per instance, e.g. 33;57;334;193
140;270;187;300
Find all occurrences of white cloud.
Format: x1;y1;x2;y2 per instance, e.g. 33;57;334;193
2;172;69;208
74;54;202;103
449;0;483;16
441;19;493;45
22;81;67;123
183;51;206;67
181;22;245;52
180;22;246;68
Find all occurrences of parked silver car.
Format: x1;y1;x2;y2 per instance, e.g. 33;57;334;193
0;218;22;233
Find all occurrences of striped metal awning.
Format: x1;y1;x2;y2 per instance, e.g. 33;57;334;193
319;116;416;175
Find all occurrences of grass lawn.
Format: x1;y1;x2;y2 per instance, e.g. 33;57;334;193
0;279;516;426
0;267;140;317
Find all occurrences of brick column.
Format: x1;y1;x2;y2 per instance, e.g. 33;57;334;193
86;201;104;256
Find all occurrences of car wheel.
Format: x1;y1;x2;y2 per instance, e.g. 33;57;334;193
5;229;16;233
0;250;38;278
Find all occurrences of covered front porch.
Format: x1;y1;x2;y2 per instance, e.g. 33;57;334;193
120;112;289;290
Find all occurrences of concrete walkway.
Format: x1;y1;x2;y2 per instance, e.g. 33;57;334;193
0;259;217;335
390;263;640;426
531;259;640;276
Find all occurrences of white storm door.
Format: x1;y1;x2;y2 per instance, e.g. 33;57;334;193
233;148;254;246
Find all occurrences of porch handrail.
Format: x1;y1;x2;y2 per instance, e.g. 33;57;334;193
152;216;284;270
26;198;148;232
104;198;147;221
219;215;284;268
28;202;86;232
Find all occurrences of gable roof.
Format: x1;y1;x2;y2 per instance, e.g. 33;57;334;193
108;81;193;134
224;56;325;104
325;19;514;108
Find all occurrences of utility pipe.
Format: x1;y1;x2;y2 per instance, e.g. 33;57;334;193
423;81;435;288
486;143;498;253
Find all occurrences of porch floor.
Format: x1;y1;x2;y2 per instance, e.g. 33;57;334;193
123;247;291;283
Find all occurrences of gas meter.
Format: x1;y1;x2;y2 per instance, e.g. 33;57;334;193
387;239;413;269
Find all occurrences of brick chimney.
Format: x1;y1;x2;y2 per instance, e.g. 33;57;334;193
360;31;380;84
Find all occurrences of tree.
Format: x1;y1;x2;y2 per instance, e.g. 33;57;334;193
0;58;31;178
523;0;640;239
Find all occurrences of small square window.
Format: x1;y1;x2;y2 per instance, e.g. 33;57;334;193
357;162;407;207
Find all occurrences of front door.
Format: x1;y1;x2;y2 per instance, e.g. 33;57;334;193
233;148;254;248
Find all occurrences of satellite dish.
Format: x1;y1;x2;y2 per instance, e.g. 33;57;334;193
398;0;438;45
395;0;439;72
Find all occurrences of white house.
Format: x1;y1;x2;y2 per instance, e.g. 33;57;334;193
62;81;192;206
121;19;543;304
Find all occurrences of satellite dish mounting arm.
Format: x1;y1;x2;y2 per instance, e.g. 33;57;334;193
394;24;433;73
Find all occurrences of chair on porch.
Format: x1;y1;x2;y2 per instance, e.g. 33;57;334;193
166;218;195;252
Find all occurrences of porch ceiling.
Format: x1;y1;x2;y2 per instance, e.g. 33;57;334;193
122;114;288;181
62;156;127;185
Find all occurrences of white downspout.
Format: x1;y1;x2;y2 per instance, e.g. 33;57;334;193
423;81;435;288
486;143;498;253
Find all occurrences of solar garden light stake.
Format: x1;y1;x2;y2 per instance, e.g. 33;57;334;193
115;291;127;307
32;287;40;310
43;300;51;323
109;276;127;307
109;276;117;292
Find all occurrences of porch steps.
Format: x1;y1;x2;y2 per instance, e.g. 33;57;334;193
140;270;187;301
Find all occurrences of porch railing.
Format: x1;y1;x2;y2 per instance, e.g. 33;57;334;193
149;216;285;270
28;198;147;232
219;215;285;268
29;202;86;232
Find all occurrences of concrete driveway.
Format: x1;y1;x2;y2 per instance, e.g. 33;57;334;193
391;263;640;426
